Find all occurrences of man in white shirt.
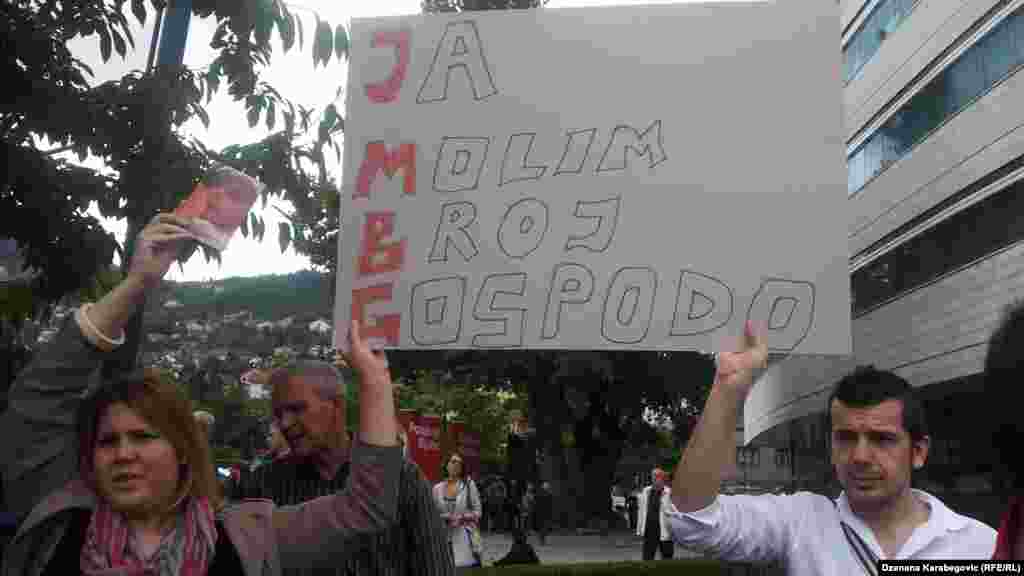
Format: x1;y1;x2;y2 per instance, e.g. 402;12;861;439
666;322;996;575
636;468;674;560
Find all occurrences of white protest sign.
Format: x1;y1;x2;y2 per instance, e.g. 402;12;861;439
334;0;851;356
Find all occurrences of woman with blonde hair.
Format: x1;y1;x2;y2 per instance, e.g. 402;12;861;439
1;214;401;576
433;453;482;572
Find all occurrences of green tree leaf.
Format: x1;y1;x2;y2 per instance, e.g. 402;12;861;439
315;20;332;67
266;98;276;131
278;222;291;253
335;24;348;61
131;0;146;25
280;11;295;51
97;23;113;62
112;29;127;58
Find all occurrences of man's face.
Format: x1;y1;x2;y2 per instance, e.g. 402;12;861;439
272;376;344;460
652;471;665;490
830;398;928;511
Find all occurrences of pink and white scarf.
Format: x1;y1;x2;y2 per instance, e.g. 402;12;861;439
79;496;217;576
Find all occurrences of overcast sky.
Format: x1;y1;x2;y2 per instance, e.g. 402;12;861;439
64;0;747;282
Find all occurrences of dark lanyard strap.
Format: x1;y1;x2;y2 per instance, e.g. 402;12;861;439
835;501;880;576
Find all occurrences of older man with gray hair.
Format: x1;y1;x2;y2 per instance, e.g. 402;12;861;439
234;359;454;575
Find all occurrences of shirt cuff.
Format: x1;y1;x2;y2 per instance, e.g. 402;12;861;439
665;495;723;525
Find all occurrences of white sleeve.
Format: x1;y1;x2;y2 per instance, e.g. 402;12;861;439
665;493;803;565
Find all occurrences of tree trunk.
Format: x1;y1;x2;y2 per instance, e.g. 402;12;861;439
527;353;576;528
573;390;628;532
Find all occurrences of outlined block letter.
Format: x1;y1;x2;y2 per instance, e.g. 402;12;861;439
542;263;595;340
670;270;733;336
497;198;548;260
601;267;657;345
745;278;815;353
429;201;479;263
417;21;497;103
433;137;489;193
596;120;667;172
472;273;527;348
410;276;466;345
565;197;620;253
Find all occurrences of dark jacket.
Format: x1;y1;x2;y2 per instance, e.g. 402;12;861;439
0;316;401;576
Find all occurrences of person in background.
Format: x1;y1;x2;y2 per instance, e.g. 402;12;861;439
627;487;639;531
493;529;541;566
434;453;483;572
233;358;454;575
488;478;507;533
983;300;1024;560
667;323;996;575
636;468;674;560
520;483;536;542
0;475;16;569
506;479;521;534
0;214;402;576
534;481;553;546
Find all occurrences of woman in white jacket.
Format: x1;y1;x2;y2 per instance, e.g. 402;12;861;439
433;453;482;572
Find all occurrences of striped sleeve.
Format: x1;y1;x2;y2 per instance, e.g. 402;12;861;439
400;460;455;576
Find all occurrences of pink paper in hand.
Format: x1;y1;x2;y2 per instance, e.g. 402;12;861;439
174;165;263;251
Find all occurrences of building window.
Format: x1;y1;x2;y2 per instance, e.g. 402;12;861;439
851;161;1024;316
737;447;760;467
848;6;1024;195
844;0;920;85
775;448;791;469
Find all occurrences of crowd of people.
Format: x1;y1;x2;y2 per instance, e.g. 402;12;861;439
1;212;1022;576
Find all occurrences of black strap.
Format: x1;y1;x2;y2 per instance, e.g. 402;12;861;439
834;501;879;576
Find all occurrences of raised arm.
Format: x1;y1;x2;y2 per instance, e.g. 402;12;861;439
666;322;801;564
0;215;191;520
273;320;402;571
671;321;767;513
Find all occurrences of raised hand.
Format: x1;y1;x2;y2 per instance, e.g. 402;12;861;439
126;213;193;289
714;321;769;397
345;319;391;385
344;319;397;447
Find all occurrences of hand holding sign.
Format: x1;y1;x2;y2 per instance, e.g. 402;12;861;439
714;321;768;399
344;319;391;385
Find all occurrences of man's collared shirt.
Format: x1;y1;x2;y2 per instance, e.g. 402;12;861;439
234;455;454;575
665;489;996;575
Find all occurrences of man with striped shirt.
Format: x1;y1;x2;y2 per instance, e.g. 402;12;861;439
234;359;454;575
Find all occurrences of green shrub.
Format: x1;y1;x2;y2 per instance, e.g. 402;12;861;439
464;560;781;575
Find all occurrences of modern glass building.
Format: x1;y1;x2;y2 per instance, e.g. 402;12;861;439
755;0;1024;526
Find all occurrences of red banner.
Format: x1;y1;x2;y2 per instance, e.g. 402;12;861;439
411;414;443;483
461;429;481;480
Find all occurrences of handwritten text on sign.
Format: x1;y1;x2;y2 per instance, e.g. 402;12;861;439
335;3;851;354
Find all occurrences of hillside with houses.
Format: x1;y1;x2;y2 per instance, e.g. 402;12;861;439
14;270;336;382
